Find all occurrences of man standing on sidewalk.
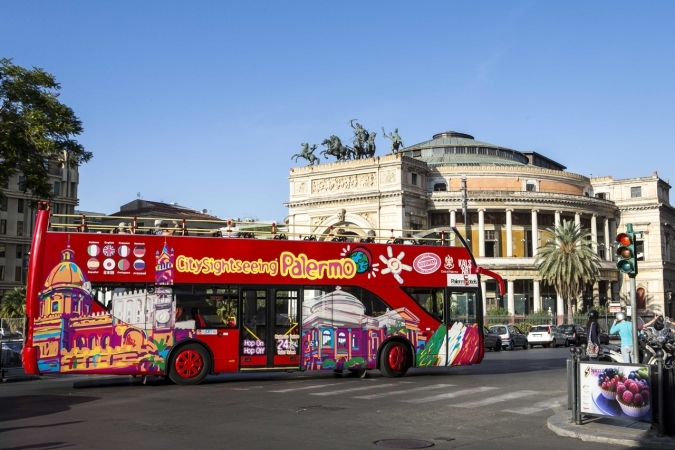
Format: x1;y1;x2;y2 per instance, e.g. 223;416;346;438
610;312;634;363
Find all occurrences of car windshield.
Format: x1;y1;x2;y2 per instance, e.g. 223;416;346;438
530;326;549;332
559;325;574;332
490;326;507;334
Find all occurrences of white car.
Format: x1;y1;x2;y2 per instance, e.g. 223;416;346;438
527;325;569;348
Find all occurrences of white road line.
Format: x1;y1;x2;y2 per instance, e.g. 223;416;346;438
454;390;540;408
310;383;398;396
400;386;498;404
269;383;342;393
353;384;454;400
502;396;567;415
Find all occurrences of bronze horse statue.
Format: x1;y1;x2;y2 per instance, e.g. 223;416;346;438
291;143;320;166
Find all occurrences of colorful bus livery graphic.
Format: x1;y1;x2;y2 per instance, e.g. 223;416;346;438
32;243;191;374
23;205;504;384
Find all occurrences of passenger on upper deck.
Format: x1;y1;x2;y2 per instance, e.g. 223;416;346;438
110;222;134;234
149;220;179;236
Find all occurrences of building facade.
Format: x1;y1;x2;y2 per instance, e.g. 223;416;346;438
0;158;79;297
287;131;675;319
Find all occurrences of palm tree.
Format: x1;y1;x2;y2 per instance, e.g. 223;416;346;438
0;287;26;318
535;220;601;323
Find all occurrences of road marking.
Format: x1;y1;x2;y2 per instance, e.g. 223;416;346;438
454;390;540;408
269;383;342;393
353;384;454;399
400;386;498;404
502;395;567;414
310;383;398;396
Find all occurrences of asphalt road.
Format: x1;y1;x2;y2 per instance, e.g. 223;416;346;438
0;346;626;450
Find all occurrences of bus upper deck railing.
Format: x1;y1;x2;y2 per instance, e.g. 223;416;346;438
48;213;466;246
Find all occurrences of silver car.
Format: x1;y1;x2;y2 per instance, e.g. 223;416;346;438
527;325;569;348
488;324;529;350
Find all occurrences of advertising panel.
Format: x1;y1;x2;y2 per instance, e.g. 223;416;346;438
579;362;652;422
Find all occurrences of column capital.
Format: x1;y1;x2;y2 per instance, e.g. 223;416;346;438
592;213;598;218
575;212;581;217
477;208;486;212
531;208;539;213
555;210;563;215
505;208;514;213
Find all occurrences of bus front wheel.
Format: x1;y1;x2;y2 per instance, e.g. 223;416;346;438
380;341;410;378
169;344;211;385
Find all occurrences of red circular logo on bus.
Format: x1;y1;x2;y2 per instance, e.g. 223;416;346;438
413;253;441;275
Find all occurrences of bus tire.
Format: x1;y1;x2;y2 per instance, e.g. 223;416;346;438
380;341;410;378
168;343;211;385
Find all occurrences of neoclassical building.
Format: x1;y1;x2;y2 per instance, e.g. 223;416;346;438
286;131;675;319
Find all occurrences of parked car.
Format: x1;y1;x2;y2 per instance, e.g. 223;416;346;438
558;324;587;346
488;324;529;350
527;325;569;348
483;328;502;352
0;328;12;339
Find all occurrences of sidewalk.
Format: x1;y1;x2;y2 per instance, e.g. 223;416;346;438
548;410;675;448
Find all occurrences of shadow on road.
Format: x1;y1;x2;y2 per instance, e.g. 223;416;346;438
0;421;83;434
0;395;98;422
2;442;74;450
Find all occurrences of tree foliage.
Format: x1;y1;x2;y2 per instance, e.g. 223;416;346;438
535;220;601;322
0;287;26;318
0;58;91;202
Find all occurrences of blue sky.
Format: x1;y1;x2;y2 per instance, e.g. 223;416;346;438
3;1;674;221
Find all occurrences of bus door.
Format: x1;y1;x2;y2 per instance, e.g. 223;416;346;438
239;288;300;370
445;288;479;366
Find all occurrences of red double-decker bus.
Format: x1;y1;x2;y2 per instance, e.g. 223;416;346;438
22;204;503;385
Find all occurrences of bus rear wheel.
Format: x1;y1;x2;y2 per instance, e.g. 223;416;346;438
380;341;410;378
169;344;210;385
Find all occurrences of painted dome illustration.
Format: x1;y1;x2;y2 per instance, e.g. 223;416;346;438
41;249;88;296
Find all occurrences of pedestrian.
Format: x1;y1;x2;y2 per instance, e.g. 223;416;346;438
610;311;634;363
586;309;601;359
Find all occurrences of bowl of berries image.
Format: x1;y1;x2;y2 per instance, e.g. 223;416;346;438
596;367;621;400
616;374;650;418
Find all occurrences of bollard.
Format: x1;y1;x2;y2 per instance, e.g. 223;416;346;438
575;347;584;425
657;350;665;437
570;347;578;423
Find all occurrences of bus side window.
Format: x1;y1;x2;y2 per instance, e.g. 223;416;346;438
402;287;445;323
448;291;478;325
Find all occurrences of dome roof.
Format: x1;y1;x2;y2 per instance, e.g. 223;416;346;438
401;131;529;167
42;249;88;293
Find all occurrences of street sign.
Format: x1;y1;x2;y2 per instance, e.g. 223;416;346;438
609;302;622;313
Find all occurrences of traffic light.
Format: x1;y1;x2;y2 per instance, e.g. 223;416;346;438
616;224;638;276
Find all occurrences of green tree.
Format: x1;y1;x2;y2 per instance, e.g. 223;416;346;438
0;287;26;318
0;58;91;202
535;220;601;323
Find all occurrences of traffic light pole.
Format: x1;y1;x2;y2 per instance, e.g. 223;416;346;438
630;276;639;363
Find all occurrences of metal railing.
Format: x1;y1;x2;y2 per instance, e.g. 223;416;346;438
48;212;467;246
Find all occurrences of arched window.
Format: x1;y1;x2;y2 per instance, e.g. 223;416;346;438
77;336;85;349
51;301;59;313
101;335;110;349
89;335;98;349
338;332;346;347
352;333;360;350
322;329;332;347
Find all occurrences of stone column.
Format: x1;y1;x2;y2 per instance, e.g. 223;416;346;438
555;210;561;227
507;280;515;316
606;282;613;304
531;209;539;258
450;209;456;228
575;212;581;228
478;209;485;257
533;280;541;312
481;280;487;315
593;281;600;307
591;214;598;254
609;218;617;261
604;217;611;261
557;293;564;324
506;208;513;257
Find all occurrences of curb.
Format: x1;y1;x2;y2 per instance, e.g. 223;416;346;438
547;410;675;448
